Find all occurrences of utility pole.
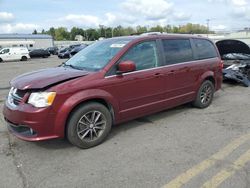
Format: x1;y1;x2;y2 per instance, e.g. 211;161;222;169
206;19;210;37
111;28;114;37
99;25;104;38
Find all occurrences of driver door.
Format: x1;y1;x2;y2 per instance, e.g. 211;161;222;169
103;40;166;120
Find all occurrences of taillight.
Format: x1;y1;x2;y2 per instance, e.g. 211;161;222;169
219;60;224;70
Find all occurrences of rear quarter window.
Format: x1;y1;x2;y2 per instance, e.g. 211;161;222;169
162;39;194;65
193;39;218;60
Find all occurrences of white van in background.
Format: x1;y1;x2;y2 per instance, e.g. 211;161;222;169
0;47;30;63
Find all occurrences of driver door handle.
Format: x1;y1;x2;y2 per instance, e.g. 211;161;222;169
154;73;163;78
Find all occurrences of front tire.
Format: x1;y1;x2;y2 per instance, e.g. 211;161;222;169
0;58;3;63
67;102;112;149
192;80;215;108
21;56;27;61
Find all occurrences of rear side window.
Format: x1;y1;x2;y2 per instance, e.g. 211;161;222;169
193;39;218;60
162;39;193;65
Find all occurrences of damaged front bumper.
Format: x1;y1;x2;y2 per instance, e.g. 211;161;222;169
223;62;250;87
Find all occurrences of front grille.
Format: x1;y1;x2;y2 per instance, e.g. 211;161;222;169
8;87;27;106
15;89;26;98
13;97;21;105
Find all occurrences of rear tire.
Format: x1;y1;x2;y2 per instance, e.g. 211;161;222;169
192;80;215;108
21;56;27;61
0;58;3;63
67;102;112;149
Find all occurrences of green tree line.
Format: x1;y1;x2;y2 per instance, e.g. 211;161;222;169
33;23;214;41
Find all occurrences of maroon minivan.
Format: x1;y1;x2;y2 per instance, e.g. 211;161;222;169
3;34;223;148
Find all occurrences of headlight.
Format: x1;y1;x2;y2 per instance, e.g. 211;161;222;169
28;92;56;108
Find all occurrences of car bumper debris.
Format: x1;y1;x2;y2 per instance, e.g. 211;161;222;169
223;62;250;87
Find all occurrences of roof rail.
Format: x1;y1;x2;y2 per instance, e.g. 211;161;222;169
140;32;168;36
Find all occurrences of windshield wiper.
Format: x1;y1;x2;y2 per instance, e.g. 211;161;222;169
60;62;84;70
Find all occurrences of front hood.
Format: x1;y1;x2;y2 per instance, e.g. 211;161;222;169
216;39;250;57
11;67;89;90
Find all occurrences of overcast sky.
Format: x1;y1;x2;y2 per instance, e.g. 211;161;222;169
0;0;249;33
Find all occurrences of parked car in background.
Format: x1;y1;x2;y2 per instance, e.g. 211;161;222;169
3;34;222;149
0;47;30;62
29;49;50;58
58;45;84;59
46;47;58;55
57;47;70;59
216;39;250;68
70;44;88;57
216;39;250;86
69;44;81;50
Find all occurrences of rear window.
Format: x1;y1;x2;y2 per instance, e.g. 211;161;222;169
162;39;193;65
193;39;218;60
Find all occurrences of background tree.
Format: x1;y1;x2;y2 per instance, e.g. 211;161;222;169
172;26;180;33
32;29;38;34
150;25;164;32
123;27;136;36
105;27;113;38
136;26;148;34
85;29;99;41
47;27;56;39
54;27;70;40
70;27;84;40
31;23;214;41
163;25;172;33
113;25;124;37
41;29;46;34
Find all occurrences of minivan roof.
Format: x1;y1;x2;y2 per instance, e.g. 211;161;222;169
107;34;209;41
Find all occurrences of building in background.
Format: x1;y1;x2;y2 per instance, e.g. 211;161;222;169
0;34;54;49
75;35;85;41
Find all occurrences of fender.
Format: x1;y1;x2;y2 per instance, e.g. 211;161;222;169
197;71;215;88
53;89;120;137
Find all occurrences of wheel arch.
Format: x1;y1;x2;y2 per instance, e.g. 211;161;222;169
53;89;119;138
21;56;28;61
67;98;115;125
204;76;215;86
199;71;215;86
64;98;115;139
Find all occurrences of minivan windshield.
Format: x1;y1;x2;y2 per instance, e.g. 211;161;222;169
65;38;132;71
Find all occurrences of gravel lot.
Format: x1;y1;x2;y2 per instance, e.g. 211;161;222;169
0;56;250;188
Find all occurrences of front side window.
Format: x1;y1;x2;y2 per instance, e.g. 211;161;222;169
162;39;193;65
120;41;159;71
193;39;218;60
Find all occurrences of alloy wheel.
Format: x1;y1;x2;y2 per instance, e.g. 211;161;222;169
77;111;106;142
200;84;213;105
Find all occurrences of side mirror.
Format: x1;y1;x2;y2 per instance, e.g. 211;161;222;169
117;60;136;75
